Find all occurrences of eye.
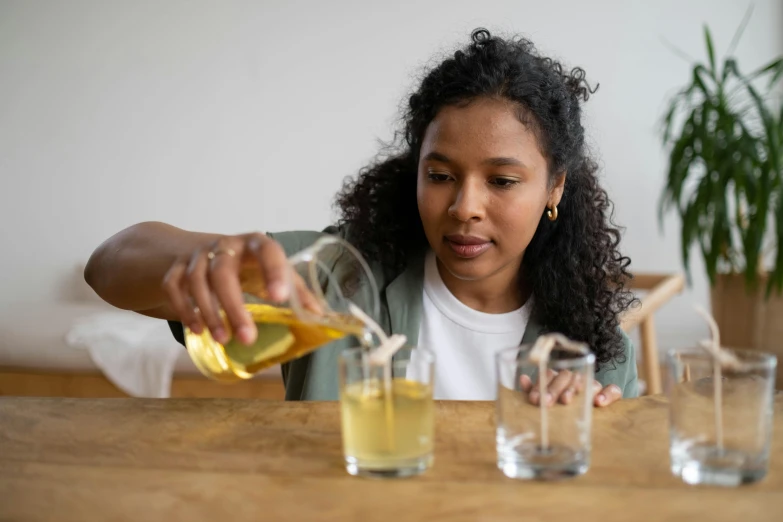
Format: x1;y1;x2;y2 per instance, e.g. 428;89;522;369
427;171;452;183
490;177;519;189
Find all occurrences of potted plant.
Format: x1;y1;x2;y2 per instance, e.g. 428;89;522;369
659;16;783;383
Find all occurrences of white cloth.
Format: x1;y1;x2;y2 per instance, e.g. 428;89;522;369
417;251;532;400
65;312;183;398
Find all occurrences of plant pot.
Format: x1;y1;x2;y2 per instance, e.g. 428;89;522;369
710;273;783;389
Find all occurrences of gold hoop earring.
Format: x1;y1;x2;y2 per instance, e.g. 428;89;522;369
547;205;558;222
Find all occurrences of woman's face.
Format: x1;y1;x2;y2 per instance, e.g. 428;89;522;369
417;96;564;283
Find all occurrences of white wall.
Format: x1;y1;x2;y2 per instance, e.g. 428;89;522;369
1;0;782;362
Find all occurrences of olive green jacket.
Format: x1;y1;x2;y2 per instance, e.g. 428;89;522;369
262;228;639;401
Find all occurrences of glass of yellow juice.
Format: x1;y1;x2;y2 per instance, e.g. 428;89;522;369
339;346;435;478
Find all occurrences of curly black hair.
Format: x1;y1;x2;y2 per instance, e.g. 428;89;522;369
336;29;635;370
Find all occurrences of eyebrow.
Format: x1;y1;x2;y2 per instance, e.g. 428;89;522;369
483;156;526;168
422;151;452;164
422;151;526;169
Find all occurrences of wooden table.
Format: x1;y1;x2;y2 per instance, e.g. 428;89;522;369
1;396;781;521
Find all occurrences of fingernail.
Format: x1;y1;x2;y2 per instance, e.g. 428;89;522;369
529;391;539;402
563;390;573;403
189;323;203;334
545;393;553;405
269;282;288;301
237;325;256;345
212;327;227;344
597;393;606;404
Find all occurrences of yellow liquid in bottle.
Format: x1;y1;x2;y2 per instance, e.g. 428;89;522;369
185;303;366;382
340;378;434;469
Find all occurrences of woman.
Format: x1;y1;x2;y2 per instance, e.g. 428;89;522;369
85;29;638;404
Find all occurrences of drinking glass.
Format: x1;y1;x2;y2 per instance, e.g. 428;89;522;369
186;236;380;381
339;346;435;478
668;347;776;486
495;343;594;479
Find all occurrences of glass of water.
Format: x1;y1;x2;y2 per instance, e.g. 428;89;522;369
495;343;595;480
668;347;777;486
339;346;435;478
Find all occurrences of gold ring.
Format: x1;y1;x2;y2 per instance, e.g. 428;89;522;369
207;248;236;261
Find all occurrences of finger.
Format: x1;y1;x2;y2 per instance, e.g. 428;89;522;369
570;372;584;392
546;370;575;405
163;259;202;333
591;380;602;402
595;384;622;407
207;240;257;345
247;234;290;302
559;372;585;404
187;250;228;344
529;368;557;405
292;271;324;315
519;374;533;393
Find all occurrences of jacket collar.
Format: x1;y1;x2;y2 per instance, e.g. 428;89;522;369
384;249;426;345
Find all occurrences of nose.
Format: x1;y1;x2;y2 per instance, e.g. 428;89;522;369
448;179;486;223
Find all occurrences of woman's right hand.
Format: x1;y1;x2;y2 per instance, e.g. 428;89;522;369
161;233;295;346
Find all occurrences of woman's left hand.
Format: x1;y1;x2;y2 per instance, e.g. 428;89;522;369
520;371;622;408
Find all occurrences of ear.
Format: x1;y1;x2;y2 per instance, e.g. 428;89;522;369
548;172;566;207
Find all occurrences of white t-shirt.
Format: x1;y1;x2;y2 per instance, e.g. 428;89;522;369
417;251;532;400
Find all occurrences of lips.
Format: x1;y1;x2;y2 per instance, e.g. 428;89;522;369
444;234;492;259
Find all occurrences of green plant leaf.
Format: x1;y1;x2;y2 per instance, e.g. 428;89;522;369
704;25;717;78
763;58;783;88
680;192;700;280
779;103;783;137
723;57;740;78
661;98;679;145
707;184;730;283
726;5;754;57
721;58;737;83
746;82;781;176
692;65;714;98
683;169;720;283
735;57;783;86
659;108;697;218
768;185;783;295
750;57;782;75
